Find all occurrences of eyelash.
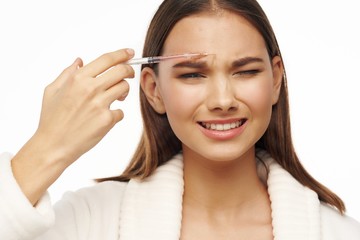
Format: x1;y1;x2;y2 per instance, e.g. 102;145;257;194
178;73;205;79
234;69;261;77
178;69;261;79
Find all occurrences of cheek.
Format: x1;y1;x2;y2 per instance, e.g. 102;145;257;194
160;82;204;116
235;79;274;117
158;83;204;143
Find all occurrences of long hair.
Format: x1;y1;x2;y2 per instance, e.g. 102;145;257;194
100;0;345;213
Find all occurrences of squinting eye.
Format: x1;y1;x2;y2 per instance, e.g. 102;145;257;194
178;73;205;79
235;69;260;77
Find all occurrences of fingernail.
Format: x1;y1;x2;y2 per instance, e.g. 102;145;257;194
73;57;83;68
73;58;79;65
126;48;135;56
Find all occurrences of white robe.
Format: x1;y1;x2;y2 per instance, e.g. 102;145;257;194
0;150;359;240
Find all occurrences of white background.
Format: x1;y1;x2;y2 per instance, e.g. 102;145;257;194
1;1;359;221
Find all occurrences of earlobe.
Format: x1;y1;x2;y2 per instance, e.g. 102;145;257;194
271;56;284;105
140;67;166;114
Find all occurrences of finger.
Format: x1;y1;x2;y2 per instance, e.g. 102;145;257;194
46;58;83;90
79;48;134;77
111;109;124;124
74;57;84;68
102;80;130;106
96;64;134;90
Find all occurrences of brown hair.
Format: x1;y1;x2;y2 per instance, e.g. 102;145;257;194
100;0;345;213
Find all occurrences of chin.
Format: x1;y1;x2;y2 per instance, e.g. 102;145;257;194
185;145;256;163
208;152;251;163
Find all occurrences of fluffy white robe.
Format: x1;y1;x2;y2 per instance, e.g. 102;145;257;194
0;151;359;240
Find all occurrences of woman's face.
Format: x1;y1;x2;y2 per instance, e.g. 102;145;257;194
148;11;282;162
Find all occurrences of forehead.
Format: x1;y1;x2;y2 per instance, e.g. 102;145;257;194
162;11;267;59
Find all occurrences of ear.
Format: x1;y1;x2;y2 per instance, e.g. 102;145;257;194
140;67;166;114
271;56;283;105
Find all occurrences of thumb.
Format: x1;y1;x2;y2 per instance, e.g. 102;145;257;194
50;58;84;89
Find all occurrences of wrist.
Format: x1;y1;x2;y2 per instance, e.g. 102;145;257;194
11;132;70;205
30;130;76;168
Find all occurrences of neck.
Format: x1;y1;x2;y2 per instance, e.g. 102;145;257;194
182;147;270;217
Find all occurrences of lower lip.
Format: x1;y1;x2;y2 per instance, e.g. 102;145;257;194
198;120;247;141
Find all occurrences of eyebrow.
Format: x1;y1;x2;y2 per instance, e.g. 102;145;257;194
172;60;208;69
171;56;264;69
232;57;264;68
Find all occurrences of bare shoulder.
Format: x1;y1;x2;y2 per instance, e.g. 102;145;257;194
320;203;360;239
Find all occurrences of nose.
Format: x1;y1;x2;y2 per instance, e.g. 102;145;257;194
206;76;238;113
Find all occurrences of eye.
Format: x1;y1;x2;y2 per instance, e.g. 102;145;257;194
178;72;205;79
234;69;261;77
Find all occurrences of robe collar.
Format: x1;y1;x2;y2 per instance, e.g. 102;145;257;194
119;150;321;240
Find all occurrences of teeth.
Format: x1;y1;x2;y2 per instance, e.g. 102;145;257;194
201;120;245;131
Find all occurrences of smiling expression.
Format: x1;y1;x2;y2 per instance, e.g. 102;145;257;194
145;11;282;162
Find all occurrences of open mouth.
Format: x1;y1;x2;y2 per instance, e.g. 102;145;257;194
199;119;247;131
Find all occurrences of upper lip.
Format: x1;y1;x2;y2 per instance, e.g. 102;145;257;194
197;118;247;124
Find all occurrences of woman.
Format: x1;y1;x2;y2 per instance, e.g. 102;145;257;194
1;0;359;239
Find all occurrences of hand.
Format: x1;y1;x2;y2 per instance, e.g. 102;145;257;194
10;49;135;205
35;48;135;166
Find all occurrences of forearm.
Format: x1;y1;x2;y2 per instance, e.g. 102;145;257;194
11;132;69;206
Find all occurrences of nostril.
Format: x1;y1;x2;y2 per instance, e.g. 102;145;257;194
211;104;238;112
